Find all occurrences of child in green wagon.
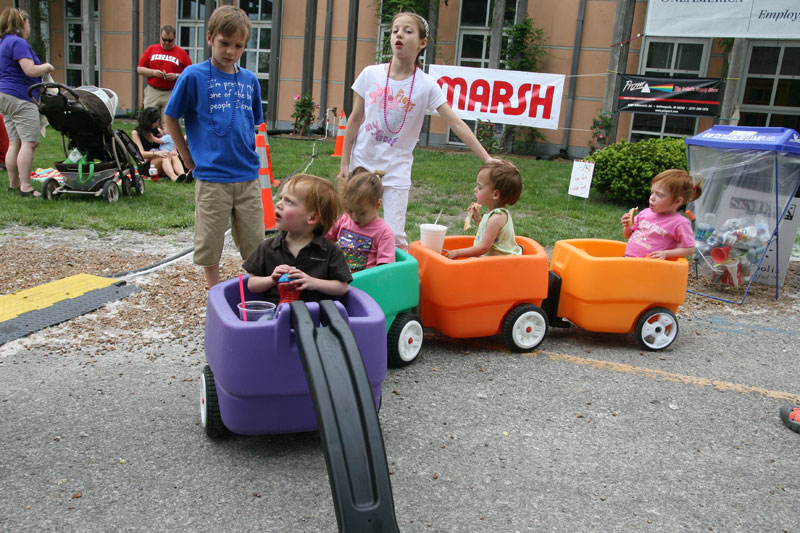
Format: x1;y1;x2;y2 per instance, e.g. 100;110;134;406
327;166;395;272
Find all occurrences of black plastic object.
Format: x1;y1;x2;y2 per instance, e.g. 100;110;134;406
542;270;572;328
290;300;399;533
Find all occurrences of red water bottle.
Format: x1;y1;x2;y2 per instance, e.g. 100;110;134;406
277;273;302;304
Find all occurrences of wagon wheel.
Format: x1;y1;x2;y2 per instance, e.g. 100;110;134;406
200;365;230;437
102;180;119;203
41;178;59;200
387;312;423;367
502;304;548;352
635;307;678;351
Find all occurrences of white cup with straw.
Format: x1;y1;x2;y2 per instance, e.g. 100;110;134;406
420;208;447;253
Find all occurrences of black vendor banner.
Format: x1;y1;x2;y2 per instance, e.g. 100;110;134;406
617;75;722;117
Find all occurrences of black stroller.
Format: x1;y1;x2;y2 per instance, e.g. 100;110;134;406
27;82;146;202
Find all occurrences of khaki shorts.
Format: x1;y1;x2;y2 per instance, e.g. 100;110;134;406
143;85;172;115
0;92;41;142
193;179;265;267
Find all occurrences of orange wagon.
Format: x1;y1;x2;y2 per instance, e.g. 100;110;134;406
548;239;688;350
409;235;550;352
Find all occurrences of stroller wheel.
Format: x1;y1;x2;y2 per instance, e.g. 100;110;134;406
121;175;133;196
102;180;119;203
132;173;145;196
41;178;59;200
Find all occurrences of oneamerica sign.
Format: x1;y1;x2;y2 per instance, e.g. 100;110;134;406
429;65;564;130
645;0;800;38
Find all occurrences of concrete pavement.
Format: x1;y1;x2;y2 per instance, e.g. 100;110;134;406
1;290;799;532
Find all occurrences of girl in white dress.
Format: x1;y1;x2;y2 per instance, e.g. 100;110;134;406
337;11;498;249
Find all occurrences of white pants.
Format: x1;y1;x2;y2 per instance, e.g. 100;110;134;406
382;186;410;250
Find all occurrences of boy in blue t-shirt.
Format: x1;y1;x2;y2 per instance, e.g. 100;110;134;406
165;5;264;288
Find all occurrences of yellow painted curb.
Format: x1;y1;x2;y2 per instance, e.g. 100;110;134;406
0;274;118;322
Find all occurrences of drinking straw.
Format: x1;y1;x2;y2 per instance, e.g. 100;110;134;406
238;274;248;321
434;208;443;225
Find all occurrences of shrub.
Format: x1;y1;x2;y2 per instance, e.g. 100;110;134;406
476;119;498;153
587;137;688;204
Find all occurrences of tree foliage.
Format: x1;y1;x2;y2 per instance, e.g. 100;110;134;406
501;17;548;154
502;17;547;73
375;0;430;24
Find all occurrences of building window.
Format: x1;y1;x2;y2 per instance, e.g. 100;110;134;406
738;42;800;131
241;0;271;116
457;0;493;70
177;0;208;64
64;0;100;87
178;0;271;115
629;38;710;142
449;0;515;144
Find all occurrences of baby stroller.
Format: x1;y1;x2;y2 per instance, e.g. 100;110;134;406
27;82;146;202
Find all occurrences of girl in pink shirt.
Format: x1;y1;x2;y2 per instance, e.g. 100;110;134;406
622;169;703;259
327;167;396;272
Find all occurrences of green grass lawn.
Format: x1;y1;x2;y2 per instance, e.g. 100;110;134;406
0;122;625;245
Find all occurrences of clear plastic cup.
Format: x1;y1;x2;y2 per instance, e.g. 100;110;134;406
237;300;276;321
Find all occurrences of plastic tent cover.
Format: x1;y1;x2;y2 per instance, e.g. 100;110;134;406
684;126;800;284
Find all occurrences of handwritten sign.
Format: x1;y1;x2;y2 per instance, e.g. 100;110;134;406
568;160;594;199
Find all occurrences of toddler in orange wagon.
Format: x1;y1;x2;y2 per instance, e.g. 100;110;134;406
622;169;702;259
446;159;523;259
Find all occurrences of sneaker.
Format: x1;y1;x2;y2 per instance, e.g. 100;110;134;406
779;405;800;434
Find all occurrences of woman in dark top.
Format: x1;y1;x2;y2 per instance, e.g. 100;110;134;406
131;106;188;182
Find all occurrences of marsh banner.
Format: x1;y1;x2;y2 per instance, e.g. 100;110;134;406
428;65;565;130
617;75;722;117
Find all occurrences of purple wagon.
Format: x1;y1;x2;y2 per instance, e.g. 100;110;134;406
202;276;387;436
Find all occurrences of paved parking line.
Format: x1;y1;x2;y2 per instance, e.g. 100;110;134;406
531;349;800;403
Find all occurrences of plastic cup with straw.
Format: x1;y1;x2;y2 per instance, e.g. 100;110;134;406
238;274;248;321
420;208;447;254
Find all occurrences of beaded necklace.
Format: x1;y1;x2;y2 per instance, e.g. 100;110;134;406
208;60;238;138
383;59;417;135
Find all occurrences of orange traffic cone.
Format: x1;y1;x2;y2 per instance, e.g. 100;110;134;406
332;110;346;158
255;123;277;232
258;123;279;187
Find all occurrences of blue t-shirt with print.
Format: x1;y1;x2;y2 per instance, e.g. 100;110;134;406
165;60;263;183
